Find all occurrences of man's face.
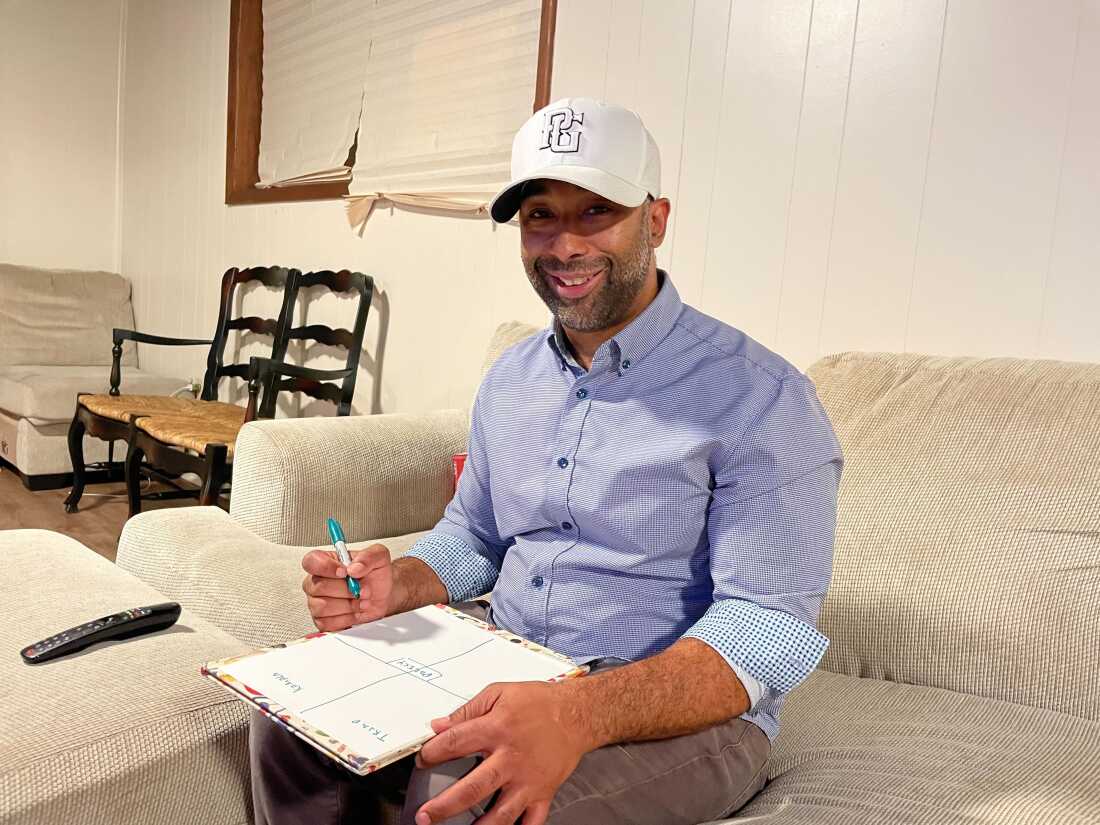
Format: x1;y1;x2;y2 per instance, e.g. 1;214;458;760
518;180;654;333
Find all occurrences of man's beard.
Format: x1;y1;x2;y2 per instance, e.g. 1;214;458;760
523;207;653;333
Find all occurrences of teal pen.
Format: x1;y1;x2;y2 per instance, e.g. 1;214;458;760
326;517;361;598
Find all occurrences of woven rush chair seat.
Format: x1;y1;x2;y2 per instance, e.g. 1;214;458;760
132;405;248;457
65;265;297;514
120;269;374;515
78;393;205;423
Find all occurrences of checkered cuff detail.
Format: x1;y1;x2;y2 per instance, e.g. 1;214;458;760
406;532;500;603
683;599;829;694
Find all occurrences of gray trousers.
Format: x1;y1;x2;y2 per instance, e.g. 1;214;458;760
250;605;770;825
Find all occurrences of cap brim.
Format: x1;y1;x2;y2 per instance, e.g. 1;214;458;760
489;166;650;223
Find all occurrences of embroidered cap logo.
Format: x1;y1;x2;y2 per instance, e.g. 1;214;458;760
539;107;584;154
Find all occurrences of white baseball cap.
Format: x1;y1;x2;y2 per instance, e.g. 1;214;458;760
489;97;661;224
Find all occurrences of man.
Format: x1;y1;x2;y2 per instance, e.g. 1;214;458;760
251;98;842;825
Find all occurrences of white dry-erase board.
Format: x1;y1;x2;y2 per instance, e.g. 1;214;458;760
202;604;587;774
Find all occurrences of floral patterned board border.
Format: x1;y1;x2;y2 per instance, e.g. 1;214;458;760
201;603;588;775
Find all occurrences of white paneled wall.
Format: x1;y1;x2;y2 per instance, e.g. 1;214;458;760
816;0;947;361
553;0;1099;367
116;0;1099;418
0;0;123;271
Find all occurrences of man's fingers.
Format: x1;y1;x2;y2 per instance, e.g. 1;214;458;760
312;612;357;632
519;799;551;825
418;719;490;768
432;684;501;733
302;549;342;577
307;595;365;619
304;545;391;579
346;544;391;578
312;606;387;631
416;756;505;825
475;789;531;825
303;574;363;599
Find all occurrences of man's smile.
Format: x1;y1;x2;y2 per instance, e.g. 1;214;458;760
544;266;605;301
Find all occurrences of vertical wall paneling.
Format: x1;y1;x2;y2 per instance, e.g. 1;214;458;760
668;0;735;307
1037;0;1100;364
0;0;123;271
773;0;860;368
602;1;647;108
816;0;948;357
113;0;129;274
700;0;815;348
904;0;1082;357
550;0;615;100
109;0;1099;420
629;1;695;273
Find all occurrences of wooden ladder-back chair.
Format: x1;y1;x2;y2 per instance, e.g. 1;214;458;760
123;269;374;515
64;265;298;513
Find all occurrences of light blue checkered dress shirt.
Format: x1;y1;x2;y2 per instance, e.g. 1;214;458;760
408;272;843;739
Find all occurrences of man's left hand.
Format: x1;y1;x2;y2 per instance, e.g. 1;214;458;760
413;680;594;825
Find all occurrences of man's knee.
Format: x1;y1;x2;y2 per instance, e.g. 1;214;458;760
401;757;484;825
546;719;770;825
250;712;302;765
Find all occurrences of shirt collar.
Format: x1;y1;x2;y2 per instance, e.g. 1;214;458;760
544;270;683;374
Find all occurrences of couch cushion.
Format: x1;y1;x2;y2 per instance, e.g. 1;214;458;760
731;669;1100;825
0;529;251;825
1;412;118;477
481;321;541;379
807;352;1100;721
0;366;184;423
0;263;138;367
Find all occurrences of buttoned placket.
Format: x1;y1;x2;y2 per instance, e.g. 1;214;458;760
531;341;621;646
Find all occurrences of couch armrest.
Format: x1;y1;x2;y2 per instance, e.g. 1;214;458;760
229;409;470;546
116;507;315;649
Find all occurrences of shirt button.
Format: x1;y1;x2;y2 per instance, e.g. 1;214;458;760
557;457;569;468
576;388;588;399
531;576;544;588
561;521;573;530
622;359;631;369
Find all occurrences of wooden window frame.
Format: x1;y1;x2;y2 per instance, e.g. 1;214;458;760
225;0;558;205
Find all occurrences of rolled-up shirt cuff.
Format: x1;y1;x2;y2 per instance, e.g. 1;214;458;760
406;530;500;603
683;598;829;694
727;662;764;710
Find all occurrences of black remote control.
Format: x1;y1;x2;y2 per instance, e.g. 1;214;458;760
21;602;182;664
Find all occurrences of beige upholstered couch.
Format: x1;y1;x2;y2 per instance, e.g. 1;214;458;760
0;263;183;487
116;324;1100;824
1;529;253;825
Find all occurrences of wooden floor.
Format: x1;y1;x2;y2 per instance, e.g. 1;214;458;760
0;465;195;562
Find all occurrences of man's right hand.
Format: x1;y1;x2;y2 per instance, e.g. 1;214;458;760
301;544;393;631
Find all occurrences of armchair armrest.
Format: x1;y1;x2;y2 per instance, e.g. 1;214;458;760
116;507;314;648
230;409;471;546
112;328;214;347
109;327;213;396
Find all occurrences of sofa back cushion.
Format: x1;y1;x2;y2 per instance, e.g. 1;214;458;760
0;263;137;367
481;321;543;379
809;352;1100;720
